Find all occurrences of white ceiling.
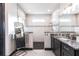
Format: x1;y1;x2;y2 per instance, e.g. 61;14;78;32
18;3;71;14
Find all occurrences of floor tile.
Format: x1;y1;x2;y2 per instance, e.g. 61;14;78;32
12;49;55;56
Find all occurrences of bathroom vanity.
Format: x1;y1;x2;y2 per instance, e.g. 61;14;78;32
51;33;79;56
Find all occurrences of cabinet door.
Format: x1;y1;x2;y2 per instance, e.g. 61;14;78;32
54;38;61;56
62;49;71;56
51;36;54;49
62;43;74;56
62;48;74;56
15;35;25;48
44;33;51;48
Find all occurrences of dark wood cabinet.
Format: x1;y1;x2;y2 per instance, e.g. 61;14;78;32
62;49;72;56
51;34;79;56
62;43;79;56
15;34;25;48
51;35;61;56
54;38;61;56
62;43;74;56
51;35;55;50
16;37;25;48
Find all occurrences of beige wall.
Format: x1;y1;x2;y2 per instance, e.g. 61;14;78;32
73;14;79;33
25;14;52;48
25;14;52;33
59;14;76;32
5;3;17;56
17;5;26;26
52;14;77;32
5;3;26;56
25;14;52;26
59;14;76;26
75;14;79;25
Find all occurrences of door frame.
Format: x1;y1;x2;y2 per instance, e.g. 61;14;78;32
0;3;5;56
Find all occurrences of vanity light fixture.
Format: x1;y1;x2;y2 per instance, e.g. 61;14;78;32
48;9;52;12
32;19;45;22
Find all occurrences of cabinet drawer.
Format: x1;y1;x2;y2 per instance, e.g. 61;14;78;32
62;43;74;55
62;49;73;56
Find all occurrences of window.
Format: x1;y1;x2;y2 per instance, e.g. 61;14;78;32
32;19;45;22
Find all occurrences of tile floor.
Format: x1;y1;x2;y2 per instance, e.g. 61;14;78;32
12;49;55;56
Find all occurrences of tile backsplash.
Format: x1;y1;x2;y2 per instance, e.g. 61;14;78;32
51;32;76;39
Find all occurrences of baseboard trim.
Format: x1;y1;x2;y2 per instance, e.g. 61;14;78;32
19;48;33;50
45;48;53;50
9;49;17;56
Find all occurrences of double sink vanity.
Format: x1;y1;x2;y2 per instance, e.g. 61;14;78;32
51;32;79;56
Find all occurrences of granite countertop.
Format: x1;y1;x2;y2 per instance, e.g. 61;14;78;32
56;37;79;50
25;32;33;33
